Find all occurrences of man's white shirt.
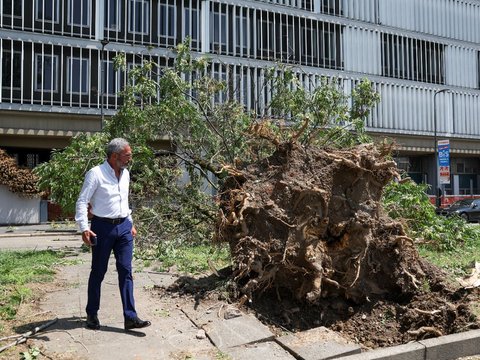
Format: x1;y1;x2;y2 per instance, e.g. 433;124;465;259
75;161;132;233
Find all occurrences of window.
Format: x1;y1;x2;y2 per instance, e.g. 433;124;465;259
302;24;318;63
159;3;175;38
210;10;227;52
235;12;247;53
105;0;121;30
35;54;58;92
2;50;22;89
382;34;445;84
234;68;248;104
257;16;274;58
321;30;336;63
321;0;341;15
67;57;89;94
102;60;121;95
36;0;60;23
2;1;22;17
68;0;90;27
184;7;199;42
278;21;294;59
128;0;149;34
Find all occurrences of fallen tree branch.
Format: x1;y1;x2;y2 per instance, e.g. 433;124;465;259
0;318;58;354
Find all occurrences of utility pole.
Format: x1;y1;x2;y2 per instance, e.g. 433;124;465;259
433;88;449;208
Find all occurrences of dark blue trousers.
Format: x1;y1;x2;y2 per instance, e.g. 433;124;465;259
86;217;137;320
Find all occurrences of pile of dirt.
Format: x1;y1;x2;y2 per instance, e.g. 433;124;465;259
0;149;41;197
210;141;480;347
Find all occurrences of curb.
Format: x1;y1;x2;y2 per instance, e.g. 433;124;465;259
336;329;480;360
0;231;80;238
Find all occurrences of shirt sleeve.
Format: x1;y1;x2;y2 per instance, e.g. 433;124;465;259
75;169;98;233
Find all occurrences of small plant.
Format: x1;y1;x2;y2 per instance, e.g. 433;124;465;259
20;346;41;360
380;309;395;325
154;308;170;317
420;279;431;293
216;351;232;360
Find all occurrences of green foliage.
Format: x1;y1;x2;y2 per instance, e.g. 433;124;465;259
34;133;107;214
382;179;480;252
139;241;230;275
34;40;381;257
20;347;41;360
267;69;379;148
0;250;62;320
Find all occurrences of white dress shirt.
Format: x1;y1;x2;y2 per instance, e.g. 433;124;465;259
75;160;132;233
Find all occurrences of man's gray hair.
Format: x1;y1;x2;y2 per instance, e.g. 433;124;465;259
107;138;129;158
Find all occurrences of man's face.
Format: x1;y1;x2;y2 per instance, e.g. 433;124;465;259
114;145;132;170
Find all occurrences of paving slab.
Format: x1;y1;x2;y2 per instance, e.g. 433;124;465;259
202;313;275;351
30;252;218;360
226;341;297;360
182;301;236;328
276;326;361;360
420;329;480;360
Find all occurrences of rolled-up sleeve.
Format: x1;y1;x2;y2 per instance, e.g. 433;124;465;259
75;170;98;233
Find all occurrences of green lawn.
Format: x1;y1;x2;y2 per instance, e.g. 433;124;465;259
0;250;63;321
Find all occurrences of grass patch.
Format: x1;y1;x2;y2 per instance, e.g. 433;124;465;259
0;250;63;320
419;241;480;277
140;242;231;275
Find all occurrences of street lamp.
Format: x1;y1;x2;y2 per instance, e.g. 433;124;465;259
433;88;449;208
100;39;109;130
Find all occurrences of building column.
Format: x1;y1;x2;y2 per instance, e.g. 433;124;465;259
201;0;210;53
313;0;321;13
95;0;105;41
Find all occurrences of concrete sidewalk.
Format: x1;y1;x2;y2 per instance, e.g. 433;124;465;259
1;228;479;360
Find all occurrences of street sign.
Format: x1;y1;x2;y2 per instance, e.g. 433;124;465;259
438;140;450;185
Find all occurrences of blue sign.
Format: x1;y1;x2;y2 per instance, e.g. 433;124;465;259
438;140;450;166
437;140;450;185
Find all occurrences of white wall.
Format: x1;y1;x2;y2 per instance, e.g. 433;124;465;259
0;185;41;225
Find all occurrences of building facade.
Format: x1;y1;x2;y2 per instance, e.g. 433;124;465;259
1;0;479;196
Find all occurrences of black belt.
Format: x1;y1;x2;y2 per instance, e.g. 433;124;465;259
93;216;126;225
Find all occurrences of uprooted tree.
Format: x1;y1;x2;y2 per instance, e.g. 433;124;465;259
34;41;477;313
216;141;429;304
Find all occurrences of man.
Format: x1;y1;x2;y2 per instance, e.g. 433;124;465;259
75;138;150;331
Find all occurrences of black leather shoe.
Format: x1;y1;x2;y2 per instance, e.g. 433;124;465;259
86;314;100;330
124;317;151;330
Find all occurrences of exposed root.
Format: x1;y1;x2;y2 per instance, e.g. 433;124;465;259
407;326;443;337
413;308;442;316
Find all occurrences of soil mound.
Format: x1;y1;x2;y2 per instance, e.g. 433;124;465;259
215;141;480;347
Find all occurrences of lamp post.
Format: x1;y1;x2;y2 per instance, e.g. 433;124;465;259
433;88;449;208
100;39;109;130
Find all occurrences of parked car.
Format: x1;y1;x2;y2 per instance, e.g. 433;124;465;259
438;198;480;222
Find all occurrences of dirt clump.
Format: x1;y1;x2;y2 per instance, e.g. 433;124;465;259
213;141;480;348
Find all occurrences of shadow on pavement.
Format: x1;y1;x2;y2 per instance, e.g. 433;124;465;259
14;316;147;339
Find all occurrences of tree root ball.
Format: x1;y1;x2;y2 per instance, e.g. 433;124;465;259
216;142;425;304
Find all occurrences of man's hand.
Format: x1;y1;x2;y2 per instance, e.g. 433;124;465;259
131;226;137;237
82;230;97;246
